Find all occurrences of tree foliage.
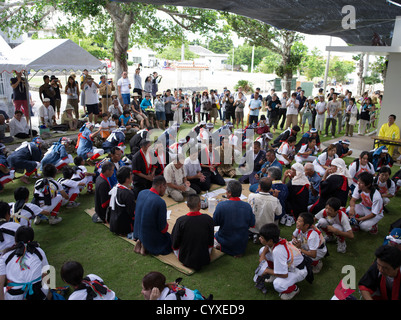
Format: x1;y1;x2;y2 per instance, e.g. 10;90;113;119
0;0;222;78
256;50;282;74
155;44;199;61
207;35;233;54
300;47;326;80
227;44;270;71
225;12;304;92
328;56;355;83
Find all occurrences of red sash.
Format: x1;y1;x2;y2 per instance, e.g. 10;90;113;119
380;269;400;300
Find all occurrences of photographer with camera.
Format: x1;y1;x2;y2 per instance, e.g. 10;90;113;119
99;75;115;114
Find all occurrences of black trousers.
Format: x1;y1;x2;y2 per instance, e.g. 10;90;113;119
278;108;287;129
201;169;226;190
188;178;210;194
14;130;38;139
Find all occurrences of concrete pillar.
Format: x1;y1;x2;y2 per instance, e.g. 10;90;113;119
379;16;401;130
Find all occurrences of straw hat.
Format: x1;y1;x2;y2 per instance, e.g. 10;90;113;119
65;104;74;111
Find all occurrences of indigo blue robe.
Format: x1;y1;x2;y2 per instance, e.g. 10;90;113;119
133;188;172;255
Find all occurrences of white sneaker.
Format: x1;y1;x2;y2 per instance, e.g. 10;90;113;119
34;215;41;225
66;202;80;208
337;239;347;253
280;214;288;225
280;286;300;300
265;275;276;283
49;216;63;225
285;216;295;227
312;260;323;274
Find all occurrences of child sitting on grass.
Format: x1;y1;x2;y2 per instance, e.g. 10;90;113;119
254;223;312;300
60;260;117;300
72;156;96;194
347;171;384;234
292;212;327;273
315;197;354;253
374;166;396;209
57;166;86;208
32;164;68;225
10;187;50;227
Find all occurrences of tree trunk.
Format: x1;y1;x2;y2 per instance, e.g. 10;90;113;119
356;53;365;96
105;2;135;82
281;69;293;94
280;31;295;93
112;21;131;81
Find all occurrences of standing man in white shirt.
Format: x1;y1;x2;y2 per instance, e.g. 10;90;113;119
117;71;132;110
278;91;288;130
315;95;327;135
81;75;100;124
285;92;299;129
325;93;340;138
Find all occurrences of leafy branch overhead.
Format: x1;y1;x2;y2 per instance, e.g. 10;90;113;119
0;0;222;78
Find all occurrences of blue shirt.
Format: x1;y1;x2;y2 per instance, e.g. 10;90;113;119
213;199;255;256
249;99;262;116
140;98;152;111
119;115;132;126
133;189;172;255
41;142;68;170
77;128;94;158
257;158;283;175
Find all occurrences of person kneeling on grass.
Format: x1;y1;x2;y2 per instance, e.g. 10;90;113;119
72;156;96;194
32;164;68;225
213;180;255;258
6;137;43;185
315;197;354;254
10;187;50;227
0;226;51;300
0;201;21;253
40;137;74;172
171;194;214;271
133;175;172;256
60;260;118;300
108;166;136;237
292;212;327;273
374;166;396;210
93;161;115;223
347;171;384;234
57;166;86;208
253;223;313;300
141;271;210;300
75;122;104;164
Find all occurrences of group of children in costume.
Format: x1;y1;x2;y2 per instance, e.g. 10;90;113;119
0;114;400;301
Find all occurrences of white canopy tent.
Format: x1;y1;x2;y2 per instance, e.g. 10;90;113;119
0;38;106;74
0;39;107;138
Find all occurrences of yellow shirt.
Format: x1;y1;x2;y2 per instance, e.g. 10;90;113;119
377;122;400;155
379;122;400;140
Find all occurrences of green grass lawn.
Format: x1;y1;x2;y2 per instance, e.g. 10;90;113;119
2;116;400;301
